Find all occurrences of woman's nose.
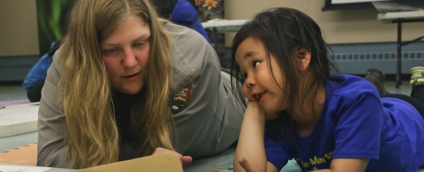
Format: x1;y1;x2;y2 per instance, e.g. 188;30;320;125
122;48;137;68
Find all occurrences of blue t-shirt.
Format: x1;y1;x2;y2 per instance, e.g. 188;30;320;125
265;74;424;172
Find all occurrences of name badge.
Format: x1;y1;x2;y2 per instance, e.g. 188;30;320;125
171;85;191;114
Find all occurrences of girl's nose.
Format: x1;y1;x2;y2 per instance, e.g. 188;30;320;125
245;76;256;88
247;82;255;88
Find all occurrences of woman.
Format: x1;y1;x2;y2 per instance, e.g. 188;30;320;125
37;0;245;169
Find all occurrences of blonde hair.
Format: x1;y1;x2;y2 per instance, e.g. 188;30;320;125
59;0;174;169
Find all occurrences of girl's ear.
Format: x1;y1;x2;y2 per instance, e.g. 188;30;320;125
295;47;311;71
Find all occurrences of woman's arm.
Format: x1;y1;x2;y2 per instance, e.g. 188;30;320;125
167;23;244;157
233;102;277;172
37;49;70;168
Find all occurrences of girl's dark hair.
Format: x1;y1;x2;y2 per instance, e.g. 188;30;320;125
231;7;337;127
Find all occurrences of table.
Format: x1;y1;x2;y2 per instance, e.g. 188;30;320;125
0;103;39;138
378;10;424;88
201;19;249;33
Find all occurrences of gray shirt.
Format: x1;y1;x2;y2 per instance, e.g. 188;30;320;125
37;22;245;168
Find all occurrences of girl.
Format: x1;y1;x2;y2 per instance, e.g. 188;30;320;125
224;7;424;172
37;0;245;169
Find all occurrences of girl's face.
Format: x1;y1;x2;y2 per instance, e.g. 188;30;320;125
101;16;151;94
235;37;288;119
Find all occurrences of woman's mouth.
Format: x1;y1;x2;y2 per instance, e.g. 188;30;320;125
123;72;140;81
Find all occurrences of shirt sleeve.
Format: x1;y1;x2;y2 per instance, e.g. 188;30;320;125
264;121;292;171
333;93;383;159
37;48;71;168
169;24;244;157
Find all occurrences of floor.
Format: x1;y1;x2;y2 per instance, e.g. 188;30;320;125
0;86;28;102
383;80;412;95
0;81;418;172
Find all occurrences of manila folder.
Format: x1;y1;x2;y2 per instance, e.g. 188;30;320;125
75;154;183;172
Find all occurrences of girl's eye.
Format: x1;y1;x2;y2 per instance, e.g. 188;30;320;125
253;61;261;68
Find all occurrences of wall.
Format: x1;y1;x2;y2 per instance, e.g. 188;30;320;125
224;0;424;45
221;0;424;76
1;0;422;56
0;0;422;81
0;0;39;57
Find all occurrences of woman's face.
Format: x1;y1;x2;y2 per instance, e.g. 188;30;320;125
101;15;151;94
235;37;288;119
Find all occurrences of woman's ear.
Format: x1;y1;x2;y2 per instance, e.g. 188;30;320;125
295;47;311;71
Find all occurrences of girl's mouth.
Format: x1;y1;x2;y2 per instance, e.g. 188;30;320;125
256;91;267;104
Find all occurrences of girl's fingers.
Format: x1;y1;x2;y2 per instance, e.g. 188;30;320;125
238;157;255;172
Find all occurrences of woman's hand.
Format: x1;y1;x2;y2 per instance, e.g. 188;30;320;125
152;147;192;165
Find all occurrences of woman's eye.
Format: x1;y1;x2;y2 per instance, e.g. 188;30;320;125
253;61;261;68
134;42;144;47
102;49;116;54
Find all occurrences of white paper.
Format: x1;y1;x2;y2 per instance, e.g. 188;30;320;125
0;165;51;172
332;0;393;4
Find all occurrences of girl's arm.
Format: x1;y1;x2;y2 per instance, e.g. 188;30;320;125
233;101;277;172
312;158;369;172
317;93;381;172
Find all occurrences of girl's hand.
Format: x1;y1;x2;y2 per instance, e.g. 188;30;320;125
246;101;265;115
213;157;256;172
152;147;193;165
246;101;278;120
236;157;256;172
